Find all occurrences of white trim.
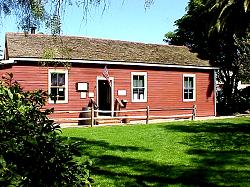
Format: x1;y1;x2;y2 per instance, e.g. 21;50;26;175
0;59;15;65
131;72;148;103
183;74;196;102
214;70;217;116
96;76;114;116
48;69;69;104
10;58;219;70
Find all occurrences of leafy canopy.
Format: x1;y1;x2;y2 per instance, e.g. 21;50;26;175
0;0;155;34
165;0;249;53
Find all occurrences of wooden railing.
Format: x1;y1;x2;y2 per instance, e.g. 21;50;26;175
116;98;124;108
51;105;197;127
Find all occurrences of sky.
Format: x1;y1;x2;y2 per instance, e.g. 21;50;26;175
0;0;189;56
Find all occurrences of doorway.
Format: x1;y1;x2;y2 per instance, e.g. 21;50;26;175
97;77;114;116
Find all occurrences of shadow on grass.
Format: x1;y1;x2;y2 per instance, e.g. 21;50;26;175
64;118;250;186
67;137;220;187
163;118;250;187
67;137;152;154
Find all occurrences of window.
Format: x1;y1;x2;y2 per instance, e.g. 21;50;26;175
183;74;196;101
48;69;68;104
131;72;147;102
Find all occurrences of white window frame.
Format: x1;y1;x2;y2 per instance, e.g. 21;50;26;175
183;74;196;102
131;72;147;102
48;69;69;104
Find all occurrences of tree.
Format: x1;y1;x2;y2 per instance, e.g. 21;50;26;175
0;73;93;186
235;36;250;83
208;0;250;36
0;0;154;34
164;0;250;114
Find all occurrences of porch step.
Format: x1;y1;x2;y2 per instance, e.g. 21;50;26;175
96;118;122;125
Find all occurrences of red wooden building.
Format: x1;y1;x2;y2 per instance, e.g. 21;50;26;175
1;32;217;123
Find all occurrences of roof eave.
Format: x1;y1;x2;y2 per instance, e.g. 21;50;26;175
0;59;16;65
10;57;219;70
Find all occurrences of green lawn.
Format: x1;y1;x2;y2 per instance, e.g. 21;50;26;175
62;117;250;187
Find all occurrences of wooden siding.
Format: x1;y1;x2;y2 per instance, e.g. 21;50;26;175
0;62;215;120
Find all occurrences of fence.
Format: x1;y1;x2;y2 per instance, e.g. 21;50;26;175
51;105;197;127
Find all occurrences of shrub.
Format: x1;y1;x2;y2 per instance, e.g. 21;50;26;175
0;73;93;186
236;86;250;113
217;86;250;115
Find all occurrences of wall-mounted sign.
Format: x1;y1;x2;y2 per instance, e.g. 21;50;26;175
80;92;87;99
76;82;88;92
88;92;94;98
118;90;127;96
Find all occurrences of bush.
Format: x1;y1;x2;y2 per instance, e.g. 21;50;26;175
0;73;93;186
217;86;250;115
236;86;250;113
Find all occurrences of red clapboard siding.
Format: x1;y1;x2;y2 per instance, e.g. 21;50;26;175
0;62;215;119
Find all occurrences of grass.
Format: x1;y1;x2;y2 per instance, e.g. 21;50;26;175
62;117;250;187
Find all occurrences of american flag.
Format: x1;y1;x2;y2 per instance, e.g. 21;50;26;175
102;65;111;87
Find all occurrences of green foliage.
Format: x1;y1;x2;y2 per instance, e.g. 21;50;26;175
0;73;93;186
45;14;62;35
0;0;153;34
165;0;250;46
163;31;178;44
0;0;106;34
235;36;250;83
236;86;250;113
0;0;46;31
208;0;250;35
41;37;72;67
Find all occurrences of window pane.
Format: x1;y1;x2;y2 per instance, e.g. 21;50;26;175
51;73;57;86
58;88;65;96
50;88;58;101
58;73;65;86
50;88;65;101
184;92;189;99
189;92;193;99
184;89;193;100
189;77;193;88
184;89;189;99
133;88;139;100
58;94;65;100
139;88;144;100
138;76;144;87
133;75;138;87
51;88;57;96
184;77;189;88
58;96;65;100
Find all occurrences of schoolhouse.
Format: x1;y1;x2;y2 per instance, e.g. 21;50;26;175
0;32;217;123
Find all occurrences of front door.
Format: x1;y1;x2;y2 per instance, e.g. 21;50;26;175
97;78;113;116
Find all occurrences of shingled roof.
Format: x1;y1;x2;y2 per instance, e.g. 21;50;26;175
5;32;211;67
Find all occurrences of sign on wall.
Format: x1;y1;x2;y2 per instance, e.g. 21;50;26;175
89;92;94;98
76;82;88;92
118;90;127;96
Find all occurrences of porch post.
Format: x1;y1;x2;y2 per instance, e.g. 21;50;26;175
146;106;150;124
91;105;94;127
192;104;197;120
